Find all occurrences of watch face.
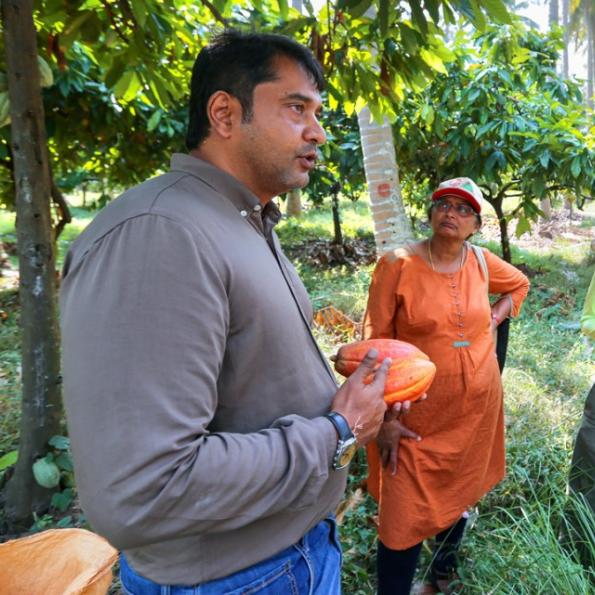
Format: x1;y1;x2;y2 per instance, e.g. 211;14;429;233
338;439;358;468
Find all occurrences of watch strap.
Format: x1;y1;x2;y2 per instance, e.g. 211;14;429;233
325;411;354;441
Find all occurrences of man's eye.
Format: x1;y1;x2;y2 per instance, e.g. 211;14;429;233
290;104;305;113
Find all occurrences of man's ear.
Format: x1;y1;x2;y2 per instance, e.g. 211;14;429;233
206;91;241;139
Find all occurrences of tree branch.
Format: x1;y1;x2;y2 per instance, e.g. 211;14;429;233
200;0;229;26
51;179;71;240
101;0;129;42
118;0;137;28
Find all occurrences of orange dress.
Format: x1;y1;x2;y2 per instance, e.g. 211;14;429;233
363;244;530;550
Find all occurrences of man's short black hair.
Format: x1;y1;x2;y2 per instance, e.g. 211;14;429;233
185;29;325;150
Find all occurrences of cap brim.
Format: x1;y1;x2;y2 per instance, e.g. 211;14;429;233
431;187;481;213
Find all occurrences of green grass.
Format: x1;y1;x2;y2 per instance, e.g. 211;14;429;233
1;198;594;591
0;290;20;460
278;200;595;593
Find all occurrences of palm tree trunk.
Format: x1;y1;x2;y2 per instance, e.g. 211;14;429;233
562;0;570;77
587;2;594;109
286;188;302;218
357;107;413;257
284;0;304;218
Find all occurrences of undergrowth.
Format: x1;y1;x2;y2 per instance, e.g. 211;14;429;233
0;198;593;593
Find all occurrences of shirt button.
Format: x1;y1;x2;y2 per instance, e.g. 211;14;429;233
458;332;464;337
240;210;248;217
253;204;262;212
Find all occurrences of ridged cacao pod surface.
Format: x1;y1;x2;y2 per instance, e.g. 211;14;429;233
334;338;436;405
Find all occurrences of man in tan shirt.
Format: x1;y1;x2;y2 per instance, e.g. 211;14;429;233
61;30;393;594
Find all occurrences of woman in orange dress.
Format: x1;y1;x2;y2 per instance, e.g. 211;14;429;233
363;178;530;595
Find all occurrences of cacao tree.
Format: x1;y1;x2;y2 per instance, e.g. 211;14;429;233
1;0;516;524
393;26;595;262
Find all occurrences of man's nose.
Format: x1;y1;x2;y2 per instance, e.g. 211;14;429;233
305;116;326;146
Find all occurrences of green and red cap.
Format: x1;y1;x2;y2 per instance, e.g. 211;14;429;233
431;177;483;214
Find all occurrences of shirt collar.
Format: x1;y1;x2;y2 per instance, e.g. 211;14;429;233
169;153;282;230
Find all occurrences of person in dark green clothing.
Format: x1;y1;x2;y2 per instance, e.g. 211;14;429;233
568;270;595;563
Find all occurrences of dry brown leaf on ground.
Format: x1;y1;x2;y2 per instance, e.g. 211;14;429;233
313;305;360;339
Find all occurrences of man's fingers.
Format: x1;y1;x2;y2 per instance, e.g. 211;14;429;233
349;348;381;381
368;356;392;387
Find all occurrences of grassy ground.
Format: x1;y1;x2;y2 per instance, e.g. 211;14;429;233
1;197;594;592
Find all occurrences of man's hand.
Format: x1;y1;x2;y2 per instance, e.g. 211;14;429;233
377;416;421;476
330;348;390;446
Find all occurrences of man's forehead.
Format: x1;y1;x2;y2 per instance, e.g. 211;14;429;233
267;56;322;96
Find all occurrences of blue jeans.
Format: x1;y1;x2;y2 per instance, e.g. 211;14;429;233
119;517;342;595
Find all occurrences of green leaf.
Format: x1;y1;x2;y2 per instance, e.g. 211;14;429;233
425;0;440;22
33;458;61;489
469;0;487;30
421;104;435;125
54;452;74;472
344;0;373;20
277;0;289;20
49;435;70;451
147;110;162;132
466;88;480;103
410;1;428;36
51;489;74;513
105;58;127;90
570;157;581;178
539;150;550;168
38;56;54;88
419;49;447;74
114;71;142;102
399;23;419;54
515;215;531;237
0;450;18;471
479;0;512;24
56;515;74;528
130;0;148;27
485;150;504;172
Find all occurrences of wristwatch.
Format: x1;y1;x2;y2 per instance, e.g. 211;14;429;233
325;411;358;470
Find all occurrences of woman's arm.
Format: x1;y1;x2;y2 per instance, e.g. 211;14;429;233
484;250;530;326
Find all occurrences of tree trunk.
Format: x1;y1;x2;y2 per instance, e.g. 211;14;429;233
285;0;303;219
286;188;302;218
562;0;569;77
549;0;559;28
540;0;560;221
357;107;413;257
2;0;62;526
492;196;512;263
587;1;594;109
331;191;343;246
540;198;552;221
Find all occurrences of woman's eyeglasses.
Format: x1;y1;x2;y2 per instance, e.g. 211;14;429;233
433;199;475;218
